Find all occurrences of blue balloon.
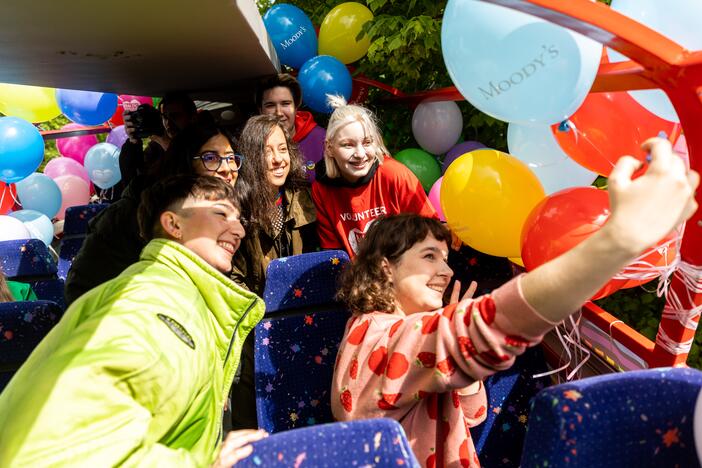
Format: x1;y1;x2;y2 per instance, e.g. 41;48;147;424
9;209;54;245
442;0;602;125
0;116;45;183
84;143;121;189
16;172;62;219
56;89;118;125
263;4;318;69
298;56;353;113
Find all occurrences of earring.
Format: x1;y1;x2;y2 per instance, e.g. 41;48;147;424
174;231;182;239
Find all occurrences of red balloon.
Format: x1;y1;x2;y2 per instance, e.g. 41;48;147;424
551;92;681;177
521;186;675;300
0;182;17;215
109;95;153;126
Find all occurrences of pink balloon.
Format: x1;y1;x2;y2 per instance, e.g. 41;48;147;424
43;157;90;184
54;174;91;220
428;177;446;222
56;123;99;165
674;134;690;169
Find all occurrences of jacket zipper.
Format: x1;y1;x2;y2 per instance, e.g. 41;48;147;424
216;297;260;446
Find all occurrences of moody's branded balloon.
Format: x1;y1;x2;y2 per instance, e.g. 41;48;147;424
84;143;122;189
263;4;317;69
9;209;54;245
298;56;353;113
56;89;119;125
0;116;45;183
442;0;602;124
15;172;62;219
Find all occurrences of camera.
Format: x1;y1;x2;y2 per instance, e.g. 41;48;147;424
129;104;165;139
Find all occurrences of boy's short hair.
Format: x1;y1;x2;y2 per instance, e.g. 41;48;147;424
137;175;240;241
158;92;197;116
254;73;302;109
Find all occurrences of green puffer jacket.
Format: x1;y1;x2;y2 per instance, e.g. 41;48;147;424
0;239;264;467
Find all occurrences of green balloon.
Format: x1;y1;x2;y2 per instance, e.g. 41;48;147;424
394;148;441;192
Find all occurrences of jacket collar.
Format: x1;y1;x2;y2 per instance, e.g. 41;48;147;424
293;110;318;142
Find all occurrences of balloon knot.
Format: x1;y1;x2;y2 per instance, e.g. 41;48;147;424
558;120;571;133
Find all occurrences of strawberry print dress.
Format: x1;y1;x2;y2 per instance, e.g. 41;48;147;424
331;276;557;467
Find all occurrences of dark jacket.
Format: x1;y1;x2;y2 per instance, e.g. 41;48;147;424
64;176;149;306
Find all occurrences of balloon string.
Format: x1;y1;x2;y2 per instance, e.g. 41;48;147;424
559;119;614;171
606;319;625;370
660;260;702;331
532;312;590;382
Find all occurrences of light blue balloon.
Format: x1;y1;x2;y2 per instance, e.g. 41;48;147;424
608;0;702;122
9;209;54;245
84;142;121;189
55;89;119;125
263;4;318;69
507;122;597;195
16;172;62;219
298;56;353;113
0;116;45;183
441;0;602;125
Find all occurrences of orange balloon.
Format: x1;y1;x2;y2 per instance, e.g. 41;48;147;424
0;182;17;215
552;92;681;177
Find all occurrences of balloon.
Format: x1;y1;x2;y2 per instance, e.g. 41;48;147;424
412;101;463;155
298;56;353;113
520;187;675;300
263;4;317;69
318;2;374;64
507;122;597;194
441;0;602;124
609;0;702;122
84;143;121;189
509;257;524;267
552;92;681;177
394;148;442;193
427;177;446;222
106;125;129;148
15;173;62;219
0;116;45;183
55;123;99;165
443;141;486;173
0;83;61;123
674;134;690;169
0;215;31;242
441;149;545;257
43;157;90;185
55;89;119;125
0;181;17;215
298;126;327;183
109;95;153;126
9;209;54;245
54;175;91;220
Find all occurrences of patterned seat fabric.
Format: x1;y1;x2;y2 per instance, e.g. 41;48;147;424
521;367;702;468
237;418;419;467
62;203;109;236
0;239;57;279
255;250;351;433
0;300;63;392
472;346;551;467
57;237;85;280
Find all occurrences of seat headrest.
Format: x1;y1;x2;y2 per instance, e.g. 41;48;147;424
63;203;109;236
0;239;57;279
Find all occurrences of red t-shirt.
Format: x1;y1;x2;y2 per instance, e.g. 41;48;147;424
311;157;438;256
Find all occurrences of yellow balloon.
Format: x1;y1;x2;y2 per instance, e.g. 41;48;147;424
509;257;525;267
0;83;61;123
441;149;545;257
318;2;374;64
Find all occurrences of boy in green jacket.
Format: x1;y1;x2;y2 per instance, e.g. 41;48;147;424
0;175;267;467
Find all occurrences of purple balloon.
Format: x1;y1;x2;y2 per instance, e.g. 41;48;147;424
56;123;99;165
43;157;90;185
106;125;128;148
442;140;486;173
297;125;326;182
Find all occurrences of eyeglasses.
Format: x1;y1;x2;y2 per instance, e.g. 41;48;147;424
193;152;244;172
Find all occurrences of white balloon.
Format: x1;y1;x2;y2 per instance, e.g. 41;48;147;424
695;388;702;464
0;215;31;241
507;122;597;195
411;101;463;155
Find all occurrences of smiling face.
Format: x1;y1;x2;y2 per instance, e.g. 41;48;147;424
260;86;296;134
265;126;291;188
169;196;245;274
385;234;453;315
327;120;377;183
193;133;238;186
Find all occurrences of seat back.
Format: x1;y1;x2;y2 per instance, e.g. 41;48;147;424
0;300;63;392
62;203;109;236
255;250;350;433
521;367;702;467
57;237;85;280
237;418;419;467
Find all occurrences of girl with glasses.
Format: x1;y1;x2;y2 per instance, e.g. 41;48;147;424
228;114;318;430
